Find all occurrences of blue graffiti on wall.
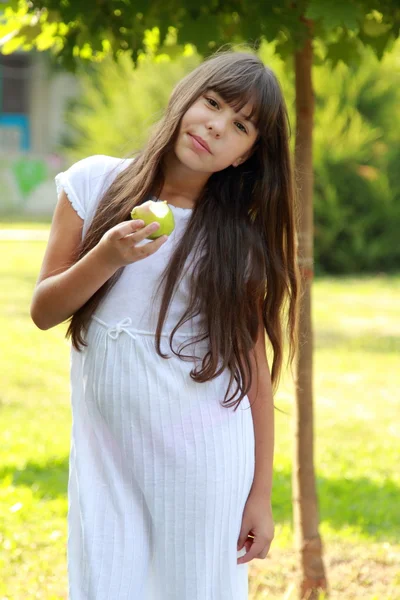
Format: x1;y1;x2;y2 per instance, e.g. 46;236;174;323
0;114;30;151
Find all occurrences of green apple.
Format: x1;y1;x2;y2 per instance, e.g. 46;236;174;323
130;200;175;240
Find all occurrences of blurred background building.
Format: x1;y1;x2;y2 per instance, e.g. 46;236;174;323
0;48;79;216
0;50;79;153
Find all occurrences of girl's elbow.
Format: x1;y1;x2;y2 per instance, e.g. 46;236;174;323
30;301;50;330
30;311;46;331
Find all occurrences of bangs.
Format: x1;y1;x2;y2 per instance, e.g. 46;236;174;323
170;52;285;141
202;65;276;137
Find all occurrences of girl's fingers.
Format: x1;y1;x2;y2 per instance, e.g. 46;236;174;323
109;219;145;240
123;221;162;243
117;219;145;238
133;221;161;242
103;219;168;265
138;234;169;254
237;537;261;565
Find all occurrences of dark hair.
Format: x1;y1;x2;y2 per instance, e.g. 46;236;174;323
66;50;300;412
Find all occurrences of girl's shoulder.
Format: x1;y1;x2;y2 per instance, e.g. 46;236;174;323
55;154;134;222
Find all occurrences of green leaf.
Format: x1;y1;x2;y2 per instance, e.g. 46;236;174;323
3;0;400;71
178;13;221;50
325;33;363;68
360;29;396;60
1;0;21;9
362;14;392;38
305;0;362;31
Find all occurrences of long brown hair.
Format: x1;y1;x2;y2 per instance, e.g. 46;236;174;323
66;50;300;412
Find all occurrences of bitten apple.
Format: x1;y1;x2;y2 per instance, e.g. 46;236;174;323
130;200;175;240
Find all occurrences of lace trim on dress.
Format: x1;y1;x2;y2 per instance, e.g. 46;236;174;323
55;172;86;220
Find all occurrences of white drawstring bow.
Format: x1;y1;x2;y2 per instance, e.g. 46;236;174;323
106;317;135;340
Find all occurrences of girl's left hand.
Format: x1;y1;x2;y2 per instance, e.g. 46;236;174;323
237;490;275;564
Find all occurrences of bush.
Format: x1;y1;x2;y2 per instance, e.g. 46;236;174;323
312;40;400;273
60;40;200;161
59;38;400;273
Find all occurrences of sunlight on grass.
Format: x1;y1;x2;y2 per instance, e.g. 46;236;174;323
1;237;399;599
0;219;52;228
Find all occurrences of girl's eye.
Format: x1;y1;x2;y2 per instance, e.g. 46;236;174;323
235;122;247;134
205;96;247;133
205;97;219;108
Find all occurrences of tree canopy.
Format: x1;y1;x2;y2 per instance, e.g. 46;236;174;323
1;1;400;70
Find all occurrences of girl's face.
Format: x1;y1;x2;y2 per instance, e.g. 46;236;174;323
174;90;259;173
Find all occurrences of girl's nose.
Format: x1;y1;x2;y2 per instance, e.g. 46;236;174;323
207;119;225;138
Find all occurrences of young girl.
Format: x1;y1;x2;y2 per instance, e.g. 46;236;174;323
31;50;299;599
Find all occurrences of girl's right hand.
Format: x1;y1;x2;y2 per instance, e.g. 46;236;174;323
97;219;168;269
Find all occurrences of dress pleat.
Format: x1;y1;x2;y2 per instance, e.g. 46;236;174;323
69;322;255;599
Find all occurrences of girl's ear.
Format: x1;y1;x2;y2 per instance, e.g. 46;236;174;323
232;138;260;167
233;149;252;167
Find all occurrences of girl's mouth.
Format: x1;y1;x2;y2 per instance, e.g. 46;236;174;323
187;133;212;154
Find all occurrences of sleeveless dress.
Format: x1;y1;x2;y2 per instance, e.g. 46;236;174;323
55;155;255;600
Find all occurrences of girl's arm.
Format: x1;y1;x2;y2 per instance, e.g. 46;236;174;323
31;190;167;331
30;190;119;330
247;302;275;498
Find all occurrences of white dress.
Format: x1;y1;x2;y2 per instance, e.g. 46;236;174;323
55;155;255;600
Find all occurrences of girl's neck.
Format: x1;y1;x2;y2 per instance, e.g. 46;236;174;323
158;151;210;209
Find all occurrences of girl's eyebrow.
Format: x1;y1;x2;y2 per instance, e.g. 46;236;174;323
237;111;256;127
208;90;256;126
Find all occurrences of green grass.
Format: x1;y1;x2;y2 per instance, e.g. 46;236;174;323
1;236;399;599
0;218;52;228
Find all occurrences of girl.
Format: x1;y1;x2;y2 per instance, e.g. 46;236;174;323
31;50;299;599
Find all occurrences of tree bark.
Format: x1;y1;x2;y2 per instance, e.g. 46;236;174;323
292;18;328;600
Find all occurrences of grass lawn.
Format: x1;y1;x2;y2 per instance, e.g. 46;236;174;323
1;229;399;599
0;216;53;228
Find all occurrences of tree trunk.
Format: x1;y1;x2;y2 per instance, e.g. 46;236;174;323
292;19;328;600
